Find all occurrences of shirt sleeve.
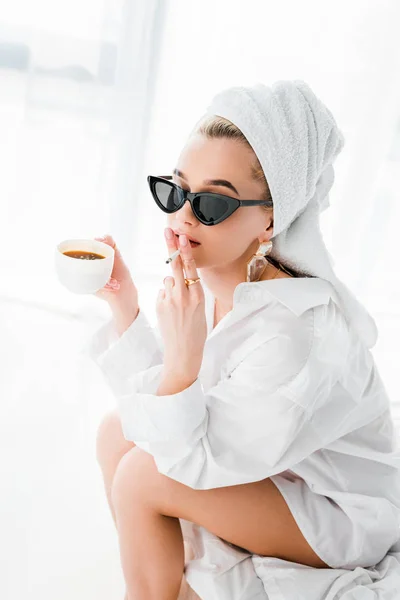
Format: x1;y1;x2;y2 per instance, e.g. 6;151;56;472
82;307;164;396
116;301;352;489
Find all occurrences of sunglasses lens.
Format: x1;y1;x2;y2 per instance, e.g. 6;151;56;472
154;181;182;211
194;195;233;224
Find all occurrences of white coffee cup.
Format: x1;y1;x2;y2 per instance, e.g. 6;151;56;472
55;238;115;294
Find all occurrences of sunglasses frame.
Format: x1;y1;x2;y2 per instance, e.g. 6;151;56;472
147;175;273;226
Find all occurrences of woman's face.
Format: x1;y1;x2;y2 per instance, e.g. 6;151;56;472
167;134;273;272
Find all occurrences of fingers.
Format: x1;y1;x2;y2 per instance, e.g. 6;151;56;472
164;228;185;288
105;278;120;290
95;234;115;248
94;235;120;290
176;233;199;283
95;278;120;296
164;227;178;256
164;228;199;288
162;276;175;300
95;234;122;258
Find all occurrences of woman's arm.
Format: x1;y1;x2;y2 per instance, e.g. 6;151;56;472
111;303;140;338
83;306;164;397
115;303;352;489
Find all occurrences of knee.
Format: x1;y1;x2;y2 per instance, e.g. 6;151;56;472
111;447;157;509
95;408;127;468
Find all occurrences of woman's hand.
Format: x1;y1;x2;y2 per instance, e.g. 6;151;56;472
93;234;140;335
156;228;207;381
93;234;137;301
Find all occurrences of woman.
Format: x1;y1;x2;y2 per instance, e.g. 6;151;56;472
87;81;400;600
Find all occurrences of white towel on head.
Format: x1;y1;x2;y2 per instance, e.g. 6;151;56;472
204;80;378;349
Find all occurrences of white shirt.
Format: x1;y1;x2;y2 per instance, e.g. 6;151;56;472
84;277;400;600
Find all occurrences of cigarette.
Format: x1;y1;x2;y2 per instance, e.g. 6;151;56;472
165;248;181;264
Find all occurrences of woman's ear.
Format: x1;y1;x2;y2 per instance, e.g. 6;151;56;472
266;218;273;232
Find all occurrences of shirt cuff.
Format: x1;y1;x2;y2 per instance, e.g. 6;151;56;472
82;308;163;381
117;369;208;444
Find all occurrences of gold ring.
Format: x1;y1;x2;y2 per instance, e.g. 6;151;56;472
185;277;201;287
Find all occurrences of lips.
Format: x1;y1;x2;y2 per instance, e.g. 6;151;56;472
174;233;201;245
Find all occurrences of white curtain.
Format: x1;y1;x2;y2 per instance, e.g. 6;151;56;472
1;1;399;599
0;0;167;313
0;2;169;599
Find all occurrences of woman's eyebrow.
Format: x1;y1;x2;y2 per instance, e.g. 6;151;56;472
173;168;240;196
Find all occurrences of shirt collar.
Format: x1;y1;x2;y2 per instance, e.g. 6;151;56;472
203;277;340;317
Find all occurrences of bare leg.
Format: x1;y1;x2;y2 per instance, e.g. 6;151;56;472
112;449;184;600
96;409;136;527
112;447;328;599
96;410;195;599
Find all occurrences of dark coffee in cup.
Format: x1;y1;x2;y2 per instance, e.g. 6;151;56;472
56;238;114;294
63;250;105;260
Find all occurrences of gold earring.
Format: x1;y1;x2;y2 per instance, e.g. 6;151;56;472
246;240;273;282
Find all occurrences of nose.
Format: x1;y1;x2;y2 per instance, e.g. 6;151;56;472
168;199;200;235
174;198;198;224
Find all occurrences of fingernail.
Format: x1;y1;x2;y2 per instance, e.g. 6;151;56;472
180;234;188;246
165;228;173;240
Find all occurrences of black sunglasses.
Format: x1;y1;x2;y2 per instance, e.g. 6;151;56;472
147;175;273;226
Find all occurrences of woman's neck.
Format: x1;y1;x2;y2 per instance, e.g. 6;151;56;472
200;260;281;314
